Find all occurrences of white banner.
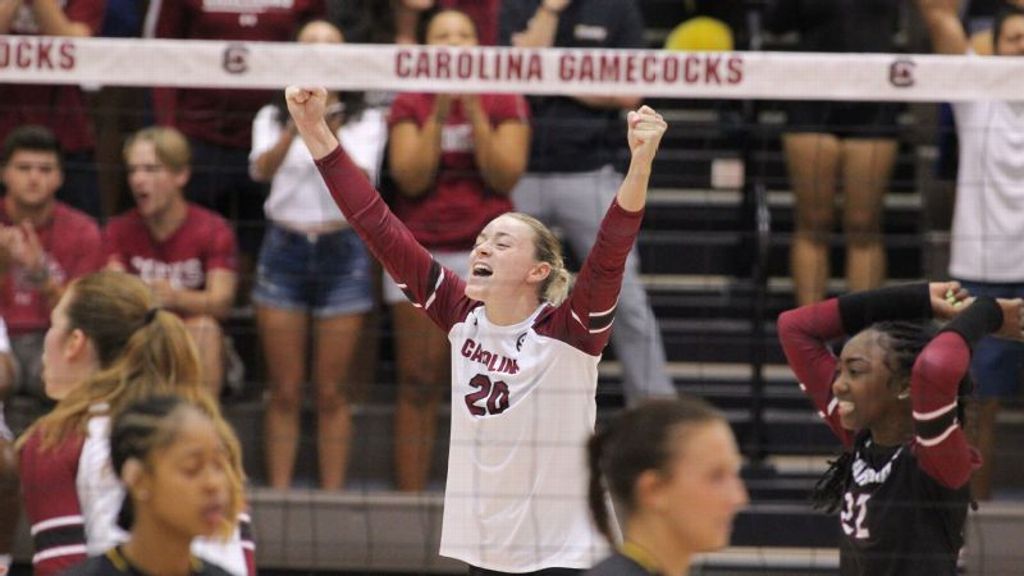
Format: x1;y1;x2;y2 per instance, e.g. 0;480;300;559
0;35;1020;102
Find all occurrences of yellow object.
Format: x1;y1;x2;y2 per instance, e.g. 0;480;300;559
664;16;734;52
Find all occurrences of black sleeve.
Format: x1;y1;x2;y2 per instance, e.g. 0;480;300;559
837;282;931;334
938;296;1004;351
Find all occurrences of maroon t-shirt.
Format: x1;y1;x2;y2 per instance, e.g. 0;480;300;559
145;0;325;149
103;203;237;291
0;202;103;335
388;92;529;251
0;0;106;153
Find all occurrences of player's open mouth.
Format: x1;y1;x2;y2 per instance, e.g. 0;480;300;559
838;400;855;416
472;264;493;277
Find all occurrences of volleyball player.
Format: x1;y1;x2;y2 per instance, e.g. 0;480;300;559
585;397;748;576
64;395;241;576
286;85;666;573
16;271;253;576
777;282;1024;575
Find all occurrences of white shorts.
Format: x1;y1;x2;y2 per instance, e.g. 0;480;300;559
382;249;471;305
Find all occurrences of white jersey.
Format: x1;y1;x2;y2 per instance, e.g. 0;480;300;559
442;304;608;571
951;96;1024;282
313;146;646;571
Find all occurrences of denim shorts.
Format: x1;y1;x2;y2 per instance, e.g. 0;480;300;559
956;280;1024;399
252;224;373;317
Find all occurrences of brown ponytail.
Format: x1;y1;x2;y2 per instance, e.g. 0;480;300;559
18;271;208;451
588;396;725;544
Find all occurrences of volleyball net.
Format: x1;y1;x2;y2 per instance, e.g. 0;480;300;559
3;36;1024;575
3;36;1024;99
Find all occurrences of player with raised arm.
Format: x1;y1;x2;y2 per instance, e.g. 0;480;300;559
286;85;666;574
777;282;1024;575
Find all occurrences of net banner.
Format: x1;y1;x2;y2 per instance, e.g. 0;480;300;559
0;35;1021;102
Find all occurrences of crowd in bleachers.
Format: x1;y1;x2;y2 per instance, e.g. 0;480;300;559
1;0;1023;573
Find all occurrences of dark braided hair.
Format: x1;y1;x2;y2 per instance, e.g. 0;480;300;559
810;320;974;512
110;395;244;533
110;395;194;530
587;397;725;544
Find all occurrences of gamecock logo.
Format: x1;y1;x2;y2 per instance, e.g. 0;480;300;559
223;44;250;74
889;58;915;88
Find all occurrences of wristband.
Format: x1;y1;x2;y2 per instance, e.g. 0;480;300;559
837;282;931;334
938;296;1002;351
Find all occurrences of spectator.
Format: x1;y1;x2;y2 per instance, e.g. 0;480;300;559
585;398;747;576
143;0;326;279
105;127;239;399
250;19;384;490
500;0;677;404
0;318;18;576
967;0;1024;54
0;126;103;404
767;0;901;305
0;0;105;218
386;9;530;491
917;0;1024;501
16;271;254;576
64;395;243;576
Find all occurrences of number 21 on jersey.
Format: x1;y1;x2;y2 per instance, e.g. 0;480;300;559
840;492;871;539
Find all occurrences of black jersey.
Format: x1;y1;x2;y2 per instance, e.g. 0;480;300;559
63;547;234;576
778;289;985;576
838;435;968;576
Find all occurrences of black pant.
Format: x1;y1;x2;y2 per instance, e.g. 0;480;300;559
468;567;583;576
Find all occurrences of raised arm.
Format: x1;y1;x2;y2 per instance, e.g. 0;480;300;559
778;283;939;445
555;107;665;354
917;0;969;55
913;296;1022;488
285;87;338;160
286;87;473;331
618;106;665;212
502;0;568;49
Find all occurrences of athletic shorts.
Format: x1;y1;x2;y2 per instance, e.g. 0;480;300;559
252;223;373;317
785;101;902;139
956;280;1024;400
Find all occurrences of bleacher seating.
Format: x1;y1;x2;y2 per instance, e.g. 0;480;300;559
8;2;1024;574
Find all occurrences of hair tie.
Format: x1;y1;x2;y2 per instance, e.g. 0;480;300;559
144;308;160;325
